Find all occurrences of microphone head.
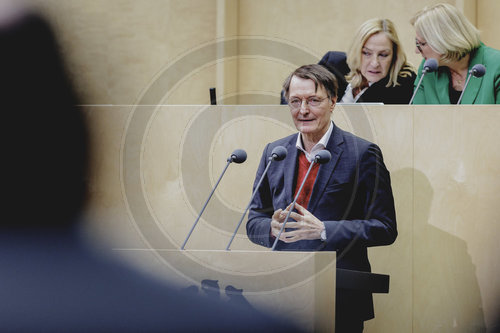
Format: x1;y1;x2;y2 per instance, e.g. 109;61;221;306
471;64;486;78
228;149;247;163
423;58;438;73
314;150;331;164
270;146;287;161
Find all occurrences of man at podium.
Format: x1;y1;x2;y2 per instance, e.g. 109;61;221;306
246;64;398;332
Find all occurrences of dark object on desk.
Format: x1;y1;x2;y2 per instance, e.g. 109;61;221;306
210;87;217;105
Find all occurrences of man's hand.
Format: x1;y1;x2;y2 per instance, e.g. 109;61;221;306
271;203;325;243
270;207;287;239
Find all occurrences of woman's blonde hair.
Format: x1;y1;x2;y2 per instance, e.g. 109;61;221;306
346;18;414;89
411;3;480;62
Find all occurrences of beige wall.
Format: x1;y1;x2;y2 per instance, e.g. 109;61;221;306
83;105;500;332
478;0;500;47
23;0;499;106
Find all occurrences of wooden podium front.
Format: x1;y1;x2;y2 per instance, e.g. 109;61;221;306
162;250;336;332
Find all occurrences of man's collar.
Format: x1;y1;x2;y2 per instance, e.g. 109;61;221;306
295;121;334;161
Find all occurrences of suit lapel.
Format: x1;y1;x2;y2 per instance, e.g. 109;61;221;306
307;124;344;213
283;136;299;204
461;45;485;104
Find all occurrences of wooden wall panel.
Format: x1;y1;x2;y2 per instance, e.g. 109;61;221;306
84;105;500;332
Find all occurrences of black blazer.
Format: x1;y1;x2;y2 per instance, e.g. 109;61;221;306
354;71;417;104
247;122;397;321
315;52;417;104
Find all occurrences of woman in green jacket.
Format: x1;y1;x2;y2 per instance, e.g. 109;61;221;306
411;3;500;104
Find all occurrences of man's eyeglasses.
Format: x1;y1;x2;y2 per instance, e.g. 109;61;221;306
415;39;427;53
288;96;327;110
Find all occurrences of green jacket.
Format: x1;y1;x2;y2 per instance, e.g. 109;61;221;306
412;43;500;104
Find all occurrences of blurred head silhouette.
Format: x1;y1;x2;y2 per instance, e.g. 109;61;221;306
1;3;88;228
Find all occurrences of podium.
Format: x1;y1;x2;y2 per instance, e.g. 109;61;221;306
165;250;336;332
161;249;390;332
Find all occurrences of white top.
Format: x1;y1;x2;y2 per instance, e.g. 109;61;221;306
339;82;372;104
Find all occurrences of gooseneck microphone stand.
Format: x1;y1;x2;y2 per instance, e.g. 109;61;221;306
181;149;246;250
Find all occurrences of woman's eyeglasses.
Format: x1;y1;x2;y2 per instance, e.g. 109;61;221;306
415;39;427;53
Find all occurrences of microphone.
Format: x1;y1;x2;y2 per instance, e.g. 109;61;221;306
270;145;287;161
457;64;486;104
228;149;247;163
471;63;486;77
181;149;247;250
271;149;331;251
312;149;331;164
225;146;287;250
409;58;438;104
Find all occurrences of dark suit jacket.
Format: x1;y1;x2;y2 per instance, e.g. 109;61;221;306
355;70;416;104
319;51;351;77
246;122;397;321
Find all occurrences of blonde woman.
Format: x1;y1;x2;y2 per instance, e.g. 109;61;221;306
411;3;500;104
341;18;416;104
